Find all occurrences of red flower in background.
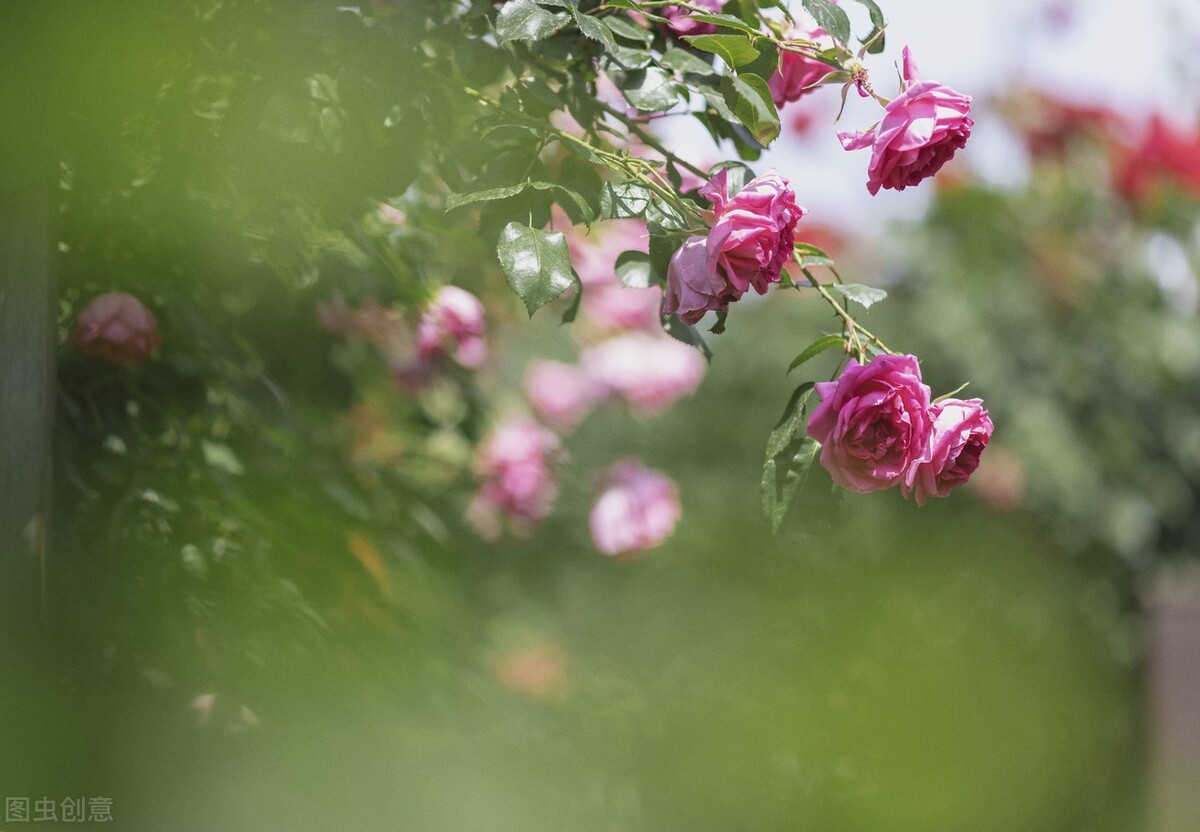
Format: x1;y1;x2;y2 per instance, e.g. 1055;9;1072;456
1113;115;1200;205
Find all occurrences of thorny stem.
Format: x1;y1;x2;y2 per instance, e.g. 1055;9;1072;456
797;257;893;359
461;85;706;225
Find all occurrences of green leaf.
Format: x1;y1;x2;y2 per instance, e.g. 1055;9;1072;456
761;435;819;532
646;199;687;232
561;285;583;324
761;382;819;532
847;0;887;53
604;47;654;70
648;232;682;287
573;10;617;51
446;181;592;221
682;12;761;36
683;34;761;68
741;40;780;82
663;314;713;361
765;382;815;458
497;223;581;316
445;183;527;211
615;250;654;289
801;0;851;45
721;72;781;145
619;67;680;112
600;182;653;219
660;46;716;76
794;242;833;259
787;334;846;373
833;283;888;309
603;14;654;44
496;0;571;43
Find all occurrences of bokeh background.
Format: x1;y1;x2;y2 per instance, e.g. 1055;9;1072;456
3;1;1198;830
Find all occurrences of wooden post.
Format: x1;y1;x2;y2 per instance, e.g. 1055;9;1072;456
0;173;55;638
1147;564;1200;832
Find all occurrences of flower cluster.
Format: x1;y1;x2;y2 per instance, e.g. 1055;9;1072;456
467;419;562;541
806;354;993;504
664;169;804;324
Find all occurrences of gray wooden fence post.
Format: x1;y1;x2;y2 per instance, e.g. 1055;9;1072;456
0;173;55;637
1147;565;1200;832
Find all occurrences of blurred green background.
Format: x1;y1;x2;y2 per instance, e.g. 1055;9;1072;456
4;1;1192;830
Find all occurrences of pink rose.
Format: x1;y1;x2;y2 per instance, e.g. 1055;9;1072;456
589;458;681;556
71;292;161;363
769;29;836;108
417;286;487;370
663;170;804;324
660;0;723;36
662;235;734;325
701;168;805;297
839;47;973;195
523;360;599;434
467;419;561;540
582;332;706;417
806;354;934;493
903;398;993;506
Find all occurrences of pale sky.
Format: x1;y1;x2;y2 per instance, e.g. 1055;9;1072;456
661;0;1200;226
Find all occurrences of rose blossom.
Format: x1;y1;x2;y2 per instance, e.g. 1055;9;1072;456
806;354;934;493
417;285;487;370
662;235;733;325
769;28;836;108
701;168;804;297
581;332;706;417
903;398;993;506
467;419;561;540
663;170;804;324
589;458;681;557
660;0;723;36
71;292;161;363
523;360;600;434
838;47;973;195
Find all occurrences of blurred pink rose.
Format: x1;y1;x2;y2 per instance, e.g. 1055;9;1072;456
467;419;561;540
662;235;733;325
660;0;723;35
770;29;836;108
72;292;161;363
524;360;599;434
376;203;407;225
839;47;973;195
701;168;804;297
806;354;934;493
903;398;993;506
582;332;706;417
583;281;663;332
417;286;487;370
589;458;681;557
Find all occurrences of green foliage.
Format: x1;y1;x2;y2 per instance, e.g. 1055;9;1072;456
833;282;888;309
497;223;582;316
